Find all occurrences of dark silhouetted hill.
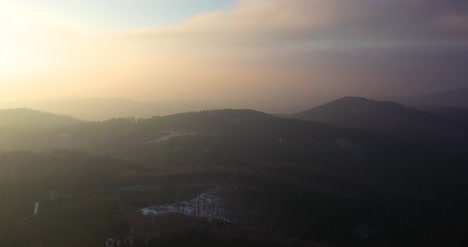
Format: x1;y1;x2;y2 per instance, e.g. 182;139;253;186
291;97;467;146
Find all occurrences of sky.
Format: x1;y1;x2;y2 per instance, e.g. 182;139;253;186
0;0;467;115
0;0;235;31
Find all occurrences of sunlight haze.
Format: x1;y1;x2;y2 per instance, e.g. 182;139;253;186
0;1;468;246
1;0;467;118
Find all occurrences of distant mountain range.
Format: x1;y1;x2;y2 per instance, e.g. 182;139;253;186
289;96;468;148
0;89;467;246
0;108;81;128
395;88;468;108
1;98;216;121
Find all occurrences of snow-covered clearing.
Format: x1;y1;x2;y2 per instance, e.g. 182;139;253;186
140;189;234;223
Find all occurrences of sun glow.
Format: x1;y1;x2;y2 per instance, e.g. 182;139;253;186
0;3;82;76
0;36;54;75
0;39;15;69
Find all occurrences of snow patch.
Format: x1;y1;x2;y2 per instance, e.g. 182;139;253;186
33;201;40;216
48;192;58;201
147;130;197;143
44;191;71;201
335;139;362;152
105;238;116;247
120;185;162;192
335;139;364;167
140;189;234;223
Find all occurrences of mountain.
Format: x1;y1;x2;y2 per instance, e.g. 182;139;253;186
290;97;467;146
0;108;438;167
397;88;468;108
0;109;467;246
0;108;81;128
3;98;216;121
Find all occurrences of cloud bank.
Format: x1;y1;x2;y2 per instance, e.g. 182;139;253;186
128;0;468;48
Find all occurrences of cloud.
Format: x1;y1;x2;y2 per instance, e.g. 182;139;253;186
122;0;468;49
2;0;468;112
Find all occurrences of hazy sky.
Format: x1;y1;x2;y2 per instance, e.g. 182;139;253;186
1;0;467;113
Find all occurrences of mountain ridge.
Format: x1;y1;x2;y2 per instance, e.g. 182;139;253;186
0;108;81;128
396;88;468;108
290;96;468;148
